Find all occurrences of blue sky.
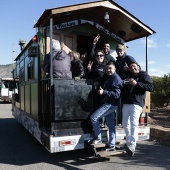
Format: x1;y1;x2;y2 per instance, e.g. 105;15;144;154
0;0;169;77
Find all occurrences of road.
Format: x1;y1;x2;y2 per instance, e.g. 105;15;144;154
0;102;169;170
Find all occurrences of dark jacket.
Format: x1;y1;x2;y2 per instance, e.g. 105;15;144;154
101;72;123;106
105;53;116;63
122;71;154;108
71;59;85;78
115;53;137;79
85;61;107;111
43;50;72;79
86;62;106;80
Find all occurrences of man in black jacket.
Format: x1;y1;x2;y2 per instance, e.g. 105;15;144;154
90;34;116;63
115;43;138;80
122;61;154;156
115;43;140;125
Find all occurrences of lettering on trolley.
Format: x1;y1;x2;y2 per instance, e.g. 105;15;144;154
53;19;125;44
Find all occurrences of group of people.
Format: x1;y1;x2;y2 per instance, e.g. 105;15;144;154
42;35;115;81
88;35;154;157
43;35;154;157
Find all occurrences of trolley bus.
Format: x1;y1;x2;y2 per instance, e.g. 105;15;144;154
12;0;155;154
0;78;18;102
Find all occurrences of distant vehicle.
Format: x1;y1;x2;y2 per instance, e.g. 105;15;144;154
0;78;18;102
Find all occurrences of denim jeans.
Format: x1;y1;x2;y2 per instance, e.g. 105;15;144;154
122;104;142;150
90;103;117;147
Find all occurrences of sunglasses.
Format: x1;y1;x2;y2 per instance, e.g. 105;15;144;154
116;49;123;53
96;54;104;57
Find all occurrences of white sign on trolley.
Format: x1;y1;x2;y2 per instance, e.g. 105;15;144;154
53;19;125;44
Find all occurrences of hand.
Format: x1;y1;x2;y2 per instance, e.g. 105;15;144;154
93;34;100;44
123;62;130;71
74;77;80;81
94;82;99;90
129;78;137;86
98;86;104;95
94;82;99;86
87;61;93;71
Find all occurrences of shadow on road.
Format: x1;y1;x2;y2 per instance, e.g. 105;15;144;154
117;142;170;170
0;117;169;169
0;118;110;169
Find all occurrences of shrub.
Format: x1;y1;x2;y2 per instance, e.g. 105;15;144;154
151;74;170;107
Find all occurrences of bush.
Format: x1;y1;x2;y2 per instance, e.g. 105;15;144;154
151;74;170;107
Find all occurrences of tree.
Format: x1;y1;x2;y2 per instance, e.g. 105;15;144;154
151;74;170;107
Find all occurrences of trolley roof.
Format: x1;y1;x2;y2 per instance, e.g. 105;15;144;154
34;0;156;42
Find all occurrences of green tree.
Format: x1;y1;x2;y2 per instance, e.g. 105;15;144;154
151;74;170;107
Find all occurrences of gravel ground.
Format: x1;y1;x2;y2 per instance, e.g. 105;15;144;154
148;105;170;147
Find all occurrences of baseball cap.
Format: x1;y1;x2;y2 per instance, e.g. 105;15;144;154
116;44;126;50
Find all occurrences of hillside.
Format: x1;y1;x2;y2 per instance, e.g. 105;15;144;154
0;64;15;78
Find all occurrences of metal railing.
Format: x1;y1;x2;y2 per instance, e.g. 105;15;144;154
41;78;52;130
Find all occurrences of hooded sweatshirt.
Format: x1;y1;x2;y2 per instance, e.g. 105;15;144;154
43;50;72;79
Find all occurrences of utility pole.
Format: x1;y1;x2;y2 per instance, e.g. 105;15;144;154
12;44;16;69
146;36;148;73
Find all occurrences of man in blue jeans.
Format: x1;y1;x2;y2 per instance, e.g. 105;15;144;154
89;62;123;151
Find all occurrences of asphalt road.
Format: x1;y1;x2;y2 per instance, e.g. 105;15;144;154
0;101;170;170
